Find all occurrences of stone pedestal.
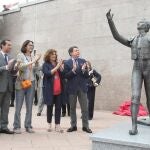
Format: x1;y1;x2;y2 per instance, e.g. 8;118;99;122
90;122;150;150
137;116;150;126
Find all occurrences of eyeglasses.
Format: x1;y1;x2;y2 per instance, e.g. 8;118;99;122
28;44;34;47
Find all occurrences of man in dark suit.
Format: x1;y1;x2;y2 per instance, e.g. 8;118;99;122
0;39;15;134
64;46;92;133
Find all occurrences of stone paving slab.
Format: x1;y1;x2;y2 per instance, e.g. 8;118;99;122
0;105;129;150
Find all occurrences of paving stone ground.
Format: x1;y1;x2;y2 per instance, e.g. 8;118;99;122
1;105;130;150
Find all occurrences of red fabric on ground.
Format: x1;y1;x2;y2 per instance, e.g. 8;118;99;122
113;100;148;116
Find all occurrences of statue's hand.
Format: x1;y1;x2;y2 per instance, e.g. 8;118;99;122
106;9;114;20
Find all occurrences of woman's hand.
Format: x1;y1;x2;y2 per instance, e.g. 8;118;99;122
59;63;64;71
34;54;42;63
56;59;63;69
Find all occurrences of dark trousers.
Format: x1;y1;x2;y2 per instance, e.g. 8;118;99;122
69;89;89;128
87;86;96;119
34;74;39;105
34;90;38;105
62;103;70;115
47;95;61;124
10;76;17;105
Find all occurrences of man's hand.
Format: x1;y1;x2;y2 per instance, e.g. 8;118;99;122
106;9;114;20
7;59;16;71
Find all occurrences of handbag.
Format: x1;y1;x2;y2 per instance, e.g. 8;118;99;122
21;79;32;89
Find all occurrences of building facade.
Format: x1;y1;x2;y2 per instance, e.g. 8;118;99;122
0;0;149;110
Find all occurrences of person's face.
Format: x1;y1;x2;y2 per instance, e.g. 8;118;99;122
86;62;90;68
3;5;6;9
50;52;57;62
71;48;80;58
2;41;12;53
26;42;34;53
137;22;147;34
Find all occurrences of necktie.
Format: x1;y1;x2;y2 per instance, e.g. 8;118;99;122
4;54;8;65
75;59;78;67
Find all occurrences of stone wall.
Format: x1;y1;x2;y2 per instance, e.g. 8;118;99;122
0;0;149;110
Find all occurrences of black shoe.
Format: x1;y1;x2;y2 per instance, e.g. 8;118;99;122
82;127;92;133
0;129;14;134
10;103;14;107
67;126;77;132
62;113;66;117
37;113;41;116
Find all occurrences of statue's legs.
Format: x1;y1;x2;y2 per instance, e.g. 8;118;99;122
144;69;150;115
129;67;142;135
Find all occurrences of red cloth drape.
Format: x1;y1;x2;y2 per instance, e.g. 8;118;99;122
113;100;148;116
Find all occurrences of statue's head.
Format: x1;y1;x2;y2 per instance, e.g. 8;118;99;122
137;19;150;32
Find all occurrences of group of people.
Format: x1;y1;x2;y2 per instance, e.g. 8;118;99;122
0;39;101;135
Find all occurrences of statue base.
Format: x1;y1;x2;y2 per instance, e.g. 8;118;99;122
90;122;150;150
137;116;150;126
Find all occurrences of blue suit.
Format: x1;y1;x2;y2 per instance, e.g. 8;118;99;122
64;58;89;94
64;58;89;128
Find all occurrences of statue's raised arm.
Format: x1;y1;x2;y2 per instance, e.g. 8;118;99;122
106;9;131;48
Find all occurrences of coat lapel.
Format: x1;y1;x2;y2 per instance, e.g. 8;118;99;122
0;51;7;66
69;59;73;68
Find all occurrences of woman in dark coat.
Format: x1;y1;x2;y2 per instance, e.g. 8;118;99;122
86;61;101;120
42;49;64;133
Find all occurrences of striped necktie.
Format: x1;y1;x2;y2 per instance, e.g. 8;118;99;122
75;58;79;67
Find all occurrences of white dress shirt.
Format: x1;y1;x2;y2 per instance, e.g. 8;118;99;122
0;50;8;69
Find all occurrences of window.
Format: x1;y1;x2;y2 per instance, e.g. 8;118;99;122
0;0;37;12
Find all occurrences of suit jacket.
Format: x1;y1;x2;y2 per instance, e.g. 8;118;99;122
0;51;13;92
64;58;89;94
42;62;63;105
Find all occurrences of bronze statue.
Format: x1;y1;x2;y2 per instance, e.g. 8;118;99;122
106;9;150;135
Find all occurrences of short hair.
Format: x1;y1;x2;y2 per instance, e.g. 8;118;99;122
44;49;57;63
137;20;150;32
0;39;11;49
86;60;92;69
68;46;78;56
21;40;34;53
